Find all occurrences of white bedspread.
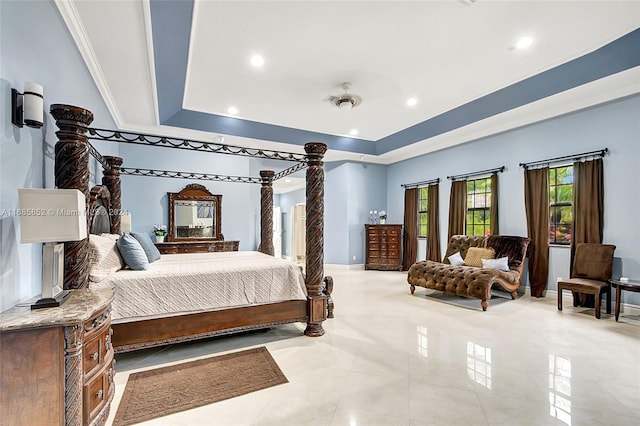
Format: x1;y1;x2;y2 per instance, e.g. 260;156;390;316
90;251;307;322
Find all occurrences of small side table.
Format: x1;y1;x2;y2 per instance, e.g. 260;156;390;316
609;279;640;321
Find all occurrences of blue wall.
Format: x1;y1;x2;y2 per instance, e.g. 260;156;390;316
387;94;640;305
119;143;262;250
0;0;116;311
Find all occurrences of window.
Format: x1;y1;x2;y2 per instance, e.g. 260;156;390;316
466;177;492;236
549;166;573;244
418;186;429;237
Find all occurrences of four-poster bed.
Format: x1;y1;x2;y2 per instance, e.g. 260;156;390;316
51;103;333;354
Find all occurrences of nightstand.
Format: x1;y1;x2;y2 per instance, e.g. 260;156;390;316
0;287;115;425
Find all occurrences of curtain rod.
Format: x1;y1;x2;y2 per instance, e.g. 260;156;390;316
447;166;504;181
519;148;608;169
401;177;440;189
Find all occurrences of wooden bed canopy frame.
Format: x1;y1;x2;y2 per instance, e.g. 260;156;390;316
51;104;332;352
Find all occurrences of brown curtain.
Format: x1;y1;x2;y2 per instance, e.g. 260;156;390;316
426;184;441;262
571;158;604;273
524;167;549;297
402;188;418;271
490;173;499;235
448;180;467;240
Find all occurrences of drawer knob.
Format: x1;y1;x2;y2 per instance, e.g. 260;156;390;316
96;390;104;399
91;352;99;361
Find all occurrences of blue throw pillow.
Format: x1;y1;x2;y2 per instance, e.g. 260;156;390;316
131;232;161;262
117;233;150;270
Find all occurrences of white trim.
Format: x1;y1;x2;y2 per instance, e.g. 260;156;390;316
324;264;365;270
141;0;160;126
53;0;124;127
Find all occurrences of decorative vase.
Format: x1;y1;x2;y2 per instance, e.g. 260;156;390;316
156;235;165;243
380;218;386;224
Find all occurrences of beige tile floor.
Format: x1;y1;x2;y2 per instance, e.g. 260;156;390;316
107;267;640;426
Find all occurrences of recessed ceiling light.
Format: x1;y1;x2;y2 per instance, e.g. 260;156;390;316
349;129;358;136
227;106;238;115
250;54;264;67
407;97;418;107
516;36;533;49
285;179;291;183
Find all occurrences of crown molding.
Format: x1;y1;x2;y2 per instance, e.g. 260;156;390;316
53;0;124;127
141;0;160;126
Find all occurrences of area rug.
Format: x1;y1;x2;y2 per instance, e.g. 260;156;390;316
113;347;287;426
424;290;511;310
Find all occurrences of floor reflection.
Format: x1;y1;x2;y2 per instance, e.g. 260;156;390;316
417;325;428;359
549;354;572;426
467;341;492;389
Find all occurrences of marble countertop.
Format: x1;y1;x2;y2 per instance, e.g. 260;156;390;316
0;287;115;332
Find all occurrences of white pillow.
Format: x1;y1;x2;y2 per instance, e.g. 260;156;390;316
448;252;465;266
481;256;510;272
88;234;125;282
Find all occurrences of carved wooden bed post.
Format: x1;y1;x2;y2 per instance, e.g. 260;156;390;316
259;170;275;256
304;142;327;336
50;104;94;290
102;156;123;234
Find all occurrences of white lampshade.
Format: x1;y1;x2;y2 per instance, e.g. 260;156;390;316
23;82;44;128
18;189;87;243
120;211;132;232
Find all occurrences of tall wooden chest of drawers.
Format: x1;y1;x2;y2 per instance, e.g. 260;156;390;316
365;224;403;271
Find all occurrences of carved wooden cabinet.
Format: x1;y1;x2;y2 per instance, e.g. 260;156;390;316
365;224;403;271
0;288;115;426
155;240;240;254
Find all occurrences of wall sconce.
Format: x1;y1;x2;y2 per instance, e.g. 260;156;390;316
11;82;44;128
18;188;87;309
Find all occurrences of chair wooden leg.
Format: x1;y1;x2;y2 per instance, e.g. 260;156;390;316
605;287;611;314
410;285;415;294
595;294;601;319
557;287;563;311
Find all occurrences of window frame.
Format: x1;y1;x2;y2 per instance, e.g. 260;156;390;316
417;186;429;238
465;177;492;237
549;165;574;245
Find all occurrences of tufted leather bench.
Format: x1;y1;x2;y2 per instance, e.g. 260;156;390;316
407;235;530;311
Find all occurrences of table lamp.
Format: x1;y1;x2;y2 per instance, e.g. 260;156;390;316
18;188;87;309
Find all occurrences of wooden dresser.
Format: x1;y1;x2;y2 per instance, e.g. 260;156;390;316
155;240;240;254
365;224;403;271
0;288;115;426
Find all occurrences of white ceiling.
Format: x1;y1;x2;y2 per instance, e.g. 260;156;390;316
58;0;640;164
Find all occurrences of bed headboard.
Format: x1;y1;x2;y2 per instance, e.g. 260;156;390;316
89;185;112;235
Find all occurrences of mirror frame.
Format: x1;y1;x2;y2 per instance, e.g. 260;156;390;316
167;184;222;242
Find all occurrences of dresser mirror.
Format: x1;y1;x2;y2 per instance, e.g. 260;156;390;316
168;184;222;241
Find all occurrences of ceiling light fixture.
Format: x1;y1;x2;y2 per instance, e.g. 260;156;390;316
227;106;238;115
516;36;533;49
329;82;362;110
407;97;418;107
250;54;264;67
349;129;358;136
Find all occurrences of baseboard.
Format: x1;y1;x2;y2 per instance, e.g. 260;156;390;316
534;288;640;316
324;263;365;270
